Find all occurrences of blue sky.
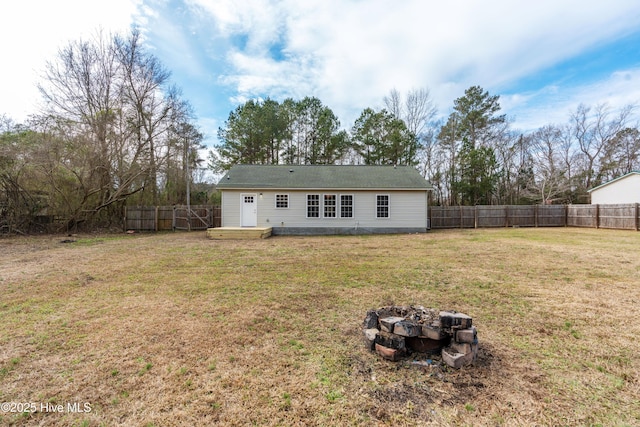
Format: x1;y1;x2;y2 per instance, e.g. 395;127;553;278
2;0;640;150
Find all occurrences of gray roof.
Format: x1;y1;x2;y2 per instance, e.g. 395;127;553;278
217;165;433;190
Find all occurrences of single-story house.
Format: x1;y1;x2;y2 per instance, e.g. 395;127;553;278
216;165;433;235
587;171;640;204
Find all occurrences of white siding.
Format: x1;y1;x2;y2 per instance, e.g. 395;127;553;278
220;191;241;227
590;174;640;204
221;190;428;229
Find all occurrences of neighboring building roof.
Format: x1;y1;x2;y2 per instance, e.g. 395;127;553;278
587;171;640;193
217;165;433;190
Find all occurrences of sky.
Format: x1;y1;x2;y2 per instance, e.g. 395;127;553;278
2;0;640;151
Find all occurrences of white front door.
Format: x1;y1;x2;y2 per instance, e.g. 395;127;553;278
241;194;257;227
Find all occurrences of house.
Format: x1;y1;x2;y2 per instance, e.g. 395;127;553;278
587;171;640;204
215;165;433;235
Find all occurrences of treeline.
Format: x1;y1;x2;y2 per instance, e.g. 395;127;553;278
2;28;640;234
430;88;639;206
0;30;207;233
212;86;640;206
209;94;425;170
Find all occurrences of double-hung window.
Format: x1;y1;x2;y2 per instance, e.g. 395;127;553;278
307;193;356;219
307;194;320;218
376;195;389;218
324;194;337;218
340;195;353;218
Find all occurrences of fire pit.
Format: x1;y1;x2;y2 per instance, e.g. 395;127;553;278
363;305;478;369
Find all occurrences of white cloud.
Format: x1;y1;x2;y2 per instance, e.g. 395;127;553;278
587;69;640;108
136;5;212;80
503;68;640;131
0;0;140;121
188;0;640;128
190;0;287;52
3;0;640;135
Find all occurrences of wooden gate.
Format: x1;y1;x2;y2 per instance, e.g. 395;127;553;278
173;206;212;231
124;205;220;231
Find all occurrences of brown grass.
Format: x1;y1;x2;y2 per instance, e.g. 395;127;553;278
0;228;639;426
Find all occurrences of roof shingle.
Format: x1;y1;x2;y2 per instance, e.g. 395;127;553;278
217;165;432;190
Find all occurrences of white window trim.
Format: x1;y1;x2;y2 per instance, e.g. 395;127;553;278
323;194;338;219
275;193;289;209
307;193;358;219
376;194;390;219
306;193;320;219
340;194;354;218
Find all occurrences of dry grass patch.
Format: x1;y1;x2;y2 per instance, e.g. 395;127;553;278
1;228;639;426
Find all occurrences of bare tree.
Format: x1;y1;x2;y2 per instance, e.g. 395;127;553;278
33;29;197;228
115;29;190;204
419;121;448;204
571;103;634;192
384;87;437;139
384;87;440;194
0;114;15;132
437;113;460;205
405;88;438;138
383;88;402;119
0;119;39;233
487;123;518;204
598;126;640;181
529;125;573;204
38;30;120;210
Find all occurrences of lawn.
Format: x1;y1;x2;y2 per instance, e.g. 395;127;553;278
0;228;639;426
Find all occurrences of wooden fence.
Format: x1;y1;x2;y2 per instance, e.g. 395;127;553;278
430;204;639;231
123;204;639;232
124;205;221;231
566;204;640;230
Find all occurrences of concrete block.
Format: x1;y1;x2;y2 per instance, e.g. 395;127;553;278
375;330;406;350
455;326;477;343
439;311;472;329
363;328;379;351
421;325;448;340
450;341;472;355
379;316;405;333
393;320;420;337
363;310;379;329
442;348;472;369
375;343;400;361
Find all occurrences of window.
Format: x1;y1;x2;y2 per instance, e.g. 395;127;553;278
244;195;254;204
340;195;353;218
324;194;337;218
275;194;289;209
376;195;389;218
307;194;320;218
308;193;355;219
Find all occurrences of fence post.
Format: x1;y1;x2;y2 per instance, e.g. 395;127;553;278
595;204;600;229
564;204;568;227
474;206;478;229
505;205;509;227
534;204;538;227
636;203;639;231
123;206;127;232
